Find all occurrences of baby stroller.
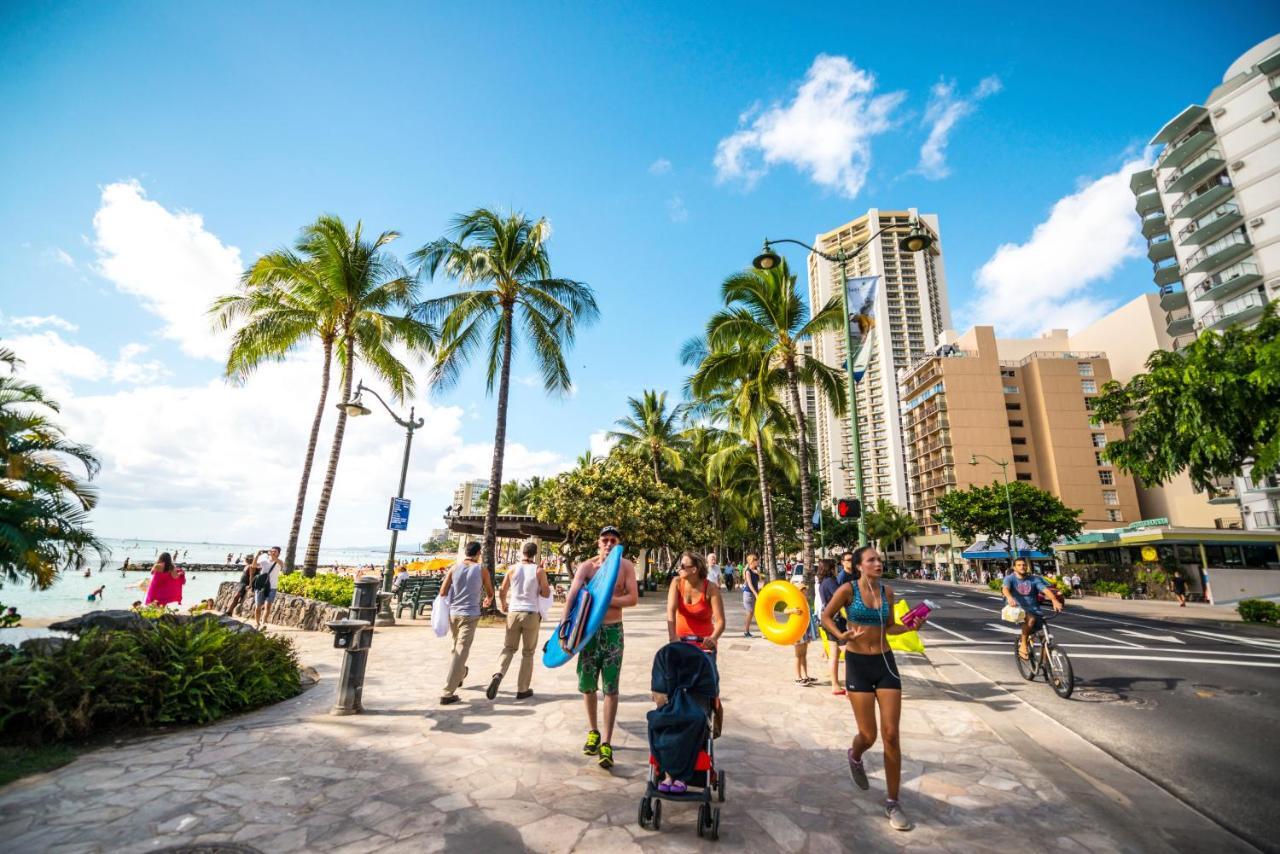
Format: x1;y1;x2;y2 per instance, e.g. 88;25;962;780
639;639;725;840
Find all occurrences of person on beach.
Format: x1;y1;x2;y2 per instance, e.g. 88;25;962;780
87;585;106;602
705;552;722;588
565;525;637;769
487;540;550;701
666;550;726;739
789;577;818;686
224;553;256;616
439;542;494;705
741;552;762;637
144;552;185;606
252;546;283;628
392;565;410;594
821;545;927;832
816;558;845;695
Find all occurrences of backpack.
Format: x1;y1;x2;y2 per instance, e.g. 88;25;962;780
253;560;278;592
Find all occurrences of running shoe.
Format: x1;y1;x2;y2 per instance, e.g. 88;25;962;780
440;695;460;706
515;690;534;700
886;801;913;831
486;673;502;700
582;729;601;755
598;743;614;769
848;749;869;790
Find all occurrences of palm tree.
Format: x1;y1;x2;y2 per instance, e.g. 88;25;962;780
211;242;338;575
0;347;105;588
297;216;435;575
707;260;846;582
866;499;919;565
412;208;598;578
608;390;687;484
574;449;598;471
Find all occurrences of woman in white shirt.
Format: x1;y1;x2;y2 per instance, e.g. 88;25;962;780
487;540;551;700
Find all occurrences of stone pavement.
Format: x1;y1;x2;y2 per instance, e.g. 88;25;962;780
0;596;1249;853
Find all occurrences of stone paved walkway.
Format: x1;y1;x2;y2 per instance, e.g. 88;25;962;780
0;597;1247;853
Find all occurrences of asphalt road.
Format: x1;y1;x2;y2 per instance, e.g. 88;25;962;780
895;580;1280;853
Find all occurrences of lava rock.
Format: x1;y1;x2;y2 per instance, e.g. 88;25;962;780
20;636;69;656
49;610;148;634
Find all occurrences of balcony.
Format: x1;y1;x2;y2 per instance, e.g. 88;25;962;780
1183;229;1251;276
1162;148;1224;195
904;397;947;429
1146;233;1175;262
1250;475;1280;494
1193;260;1261;303
1158;284;1188;311
1156;128;1216;171
1150;104;1208;145
1207;476;1238;505
1166;309;1194;336
1250;511;1279;529
1134;189;1164;216
1177;203;1242;246
1153;256;1181;286
1141;209;1169;239
908;433;951;461
918;453;955;474
912;415;950;441
919;472;957;491
1129;168;1156;194
1202;290;1267;331
1171;179;1233;221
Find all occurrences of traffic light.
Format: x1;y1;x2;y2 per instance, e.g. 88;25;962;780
836;498;861;520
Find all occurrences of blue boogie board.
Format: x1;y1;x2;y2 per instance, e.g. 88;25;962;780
542;545;623;668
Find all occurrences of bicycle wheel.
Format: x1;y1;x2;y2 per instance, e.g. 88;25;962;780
1046;643;1074;699
1015;639;1037;681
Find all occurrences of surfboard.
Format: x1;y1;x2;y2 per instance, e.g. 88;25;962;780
542;544;623;668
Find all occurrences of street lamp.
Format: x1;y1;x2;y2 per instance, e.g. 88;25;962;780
969;453;1020;564
753;219;935;546
337;380;425;626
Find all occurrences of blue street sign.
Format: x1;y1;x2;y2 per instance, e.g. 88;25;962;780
387;497;411;531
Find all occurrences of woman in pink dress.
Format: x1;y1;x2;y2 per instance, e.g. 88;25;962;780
144;552;185;606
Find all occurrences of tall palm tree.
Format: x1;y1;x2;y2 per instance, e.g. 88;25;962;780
608;390;687;484
412;208;598;577
0;347;105;588
707;260;846;582
574;449;598;471
211;243;338;575
866;499;919;564
297;216;435;575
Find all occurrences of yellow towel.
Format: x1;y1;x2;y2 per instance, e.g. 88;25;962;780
888;599;925;654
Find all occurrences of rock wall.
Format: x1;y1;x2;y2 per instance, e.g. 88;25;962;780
214;582;348;631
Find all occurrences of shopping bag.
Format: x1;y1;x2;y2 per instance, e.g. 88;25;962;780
887;599;925;654
431;588;451;638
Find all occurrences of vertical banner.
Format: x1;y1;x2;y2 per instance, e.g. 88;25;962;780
844;275;879;383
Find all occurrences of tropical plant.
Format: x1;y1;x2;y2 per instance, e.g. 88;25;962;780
0;347;105;589
865;499;918;561
609;390;687;483
1237;598;1280;624
277;572;355;607
412;208;598;576
704;260;847;582
935;481;1083;560
1093;303;1280;489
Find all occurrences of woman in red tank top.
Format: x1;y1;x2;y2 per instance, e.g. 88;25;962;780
666;552;725;649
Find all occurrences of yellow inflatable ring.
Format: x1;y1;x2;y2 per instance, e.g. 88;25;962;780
754;580;810;645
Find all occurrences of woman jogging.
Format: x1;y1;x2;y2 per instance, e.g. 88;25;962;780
821;546;926;832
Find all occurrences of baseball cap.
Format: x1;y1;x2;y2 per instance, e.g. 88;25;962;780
599;525;622;539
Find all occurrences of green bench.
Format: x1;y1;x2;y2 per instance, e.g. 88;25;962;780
394;575;443;619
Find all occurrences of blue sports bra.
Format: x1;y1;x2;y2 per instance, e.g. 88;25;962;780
848;581;890;626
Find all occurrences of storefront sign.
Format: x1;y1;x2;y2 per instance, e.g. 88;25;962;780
1126;517;1169;531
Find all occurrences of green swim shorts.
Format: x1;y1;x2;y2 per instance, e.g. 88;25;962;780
577;623;624;695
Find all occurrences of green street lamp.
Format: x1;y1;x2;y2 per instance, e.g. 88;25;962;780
338;380;425;626
753;220;935;545
969;453;1020;563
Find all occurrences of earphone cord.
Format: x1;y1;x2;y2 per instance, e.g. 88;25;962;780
875;582;902;682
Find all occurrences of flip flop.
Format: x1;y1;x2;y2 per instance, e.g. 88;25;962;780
657;781;673;793
832;688;847;696
669;780;687;794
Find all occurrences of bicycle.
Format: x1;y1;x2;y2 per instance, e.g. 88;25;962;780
1014;611;1074;699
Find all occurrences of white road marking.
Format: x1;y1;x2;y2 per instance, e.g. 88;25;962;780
985;623;1023;635
1050;622;1145;648
920;619;972;642
926;640;1280;658
1115;628;1184;644
1184;629;1280;651
944;649;1280;668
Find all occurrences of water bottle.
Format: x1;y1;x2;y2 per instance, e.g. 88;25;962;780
902;599;936;629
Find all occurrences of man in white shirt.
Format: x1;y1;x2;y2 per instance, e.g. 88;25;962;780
706;552;722;588
253;546;283;628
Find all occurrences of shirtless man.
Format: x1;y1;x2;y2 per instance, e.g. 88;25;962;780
564;525;638;769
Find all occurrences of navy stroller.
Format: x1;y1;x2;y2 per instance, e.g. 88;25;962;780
639;640;725;840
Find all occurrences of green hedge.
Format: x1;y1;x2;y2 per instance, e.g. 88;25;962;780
1237;599;1280;625
0;619;301;742
277;572;355;607
1092;580;1131;596
987;578;1004;591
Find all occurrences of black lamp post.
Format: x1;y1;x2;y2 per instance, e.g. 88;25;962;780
752;219;935;545
338;380;425;626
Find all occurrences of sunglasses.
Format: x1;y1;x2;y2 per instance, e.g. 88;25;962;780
679;563;696;570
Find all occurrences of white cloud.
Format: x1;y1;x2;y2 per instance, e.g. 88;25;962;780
92;180;241;360
515;374;541;388
48;248;77;269
5;331;109;398
648;158;672;176
666;195;689;223
110;343;170;385
965;155;1152;336
917;75;1002;180
7;314;79;332
588;430;617;459
714;54;905;198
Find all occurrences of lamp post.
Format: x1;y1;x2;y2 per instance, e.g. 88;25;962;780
338;380;425;627
753;220;934;546
969;453;1019;564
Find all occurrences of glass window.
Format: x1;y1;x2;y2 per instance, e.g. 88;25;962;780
1003;385;1020;394
1013;454;1030;463
1017;473;1032;481
1008;420;1023;427
1078;362;1094;377
1095;452;1104;466
1106;509;1121;522
1084;397;1096;411
1100;471;1114;485
1242;545;1280;569
1081;379;1097;393
1103;490;1118;505
1092;433;1107;448
1006;403;1021;411
1011;437;1027;445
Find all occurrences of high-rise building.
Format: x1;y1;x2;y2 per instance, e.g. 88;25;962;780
1130;34;1280;529
901;328;1142;568
807;209;950;512
451;479;488;515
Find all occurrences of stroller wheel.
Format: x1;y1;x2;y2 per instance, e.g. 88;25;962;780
651;798;662;831
637;797;650;829
717;770;726;803
711;807;721;841
697;803;710;838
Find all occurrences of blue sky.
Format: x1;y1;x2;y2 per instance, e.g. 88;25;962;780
2;2;1277;546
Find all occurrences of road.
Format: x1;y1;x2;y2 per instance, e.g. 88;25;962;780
895;579;1280;853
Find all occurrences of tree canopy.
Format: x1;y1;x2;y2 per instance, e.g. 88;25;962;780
934;481;1083;558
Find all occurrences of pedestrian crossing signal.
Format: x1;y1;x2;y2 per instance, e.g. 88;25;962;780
836;498;861;520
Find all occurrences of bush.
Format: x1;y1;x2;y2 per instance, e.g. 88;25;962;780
1237;599;1280;625
277;572;355;607
0;619;302;742
987;578;1004;591
1092;580;1131;597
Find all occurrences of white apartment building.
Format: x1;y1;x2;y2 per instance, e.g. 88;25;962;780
807;209;950;511
1130;33;1280;530
451;478;488;515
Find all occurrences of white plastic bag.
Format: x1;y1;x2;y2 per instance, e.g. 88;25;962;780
432;589;452;638
537;594;554;620
1000;604;1024;624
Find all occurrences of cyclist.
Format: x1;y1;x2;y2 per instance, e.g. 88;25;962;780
1002;557;1063;661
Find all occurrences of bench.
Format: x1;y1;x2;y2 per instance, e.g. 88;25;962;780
394;576;443;619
